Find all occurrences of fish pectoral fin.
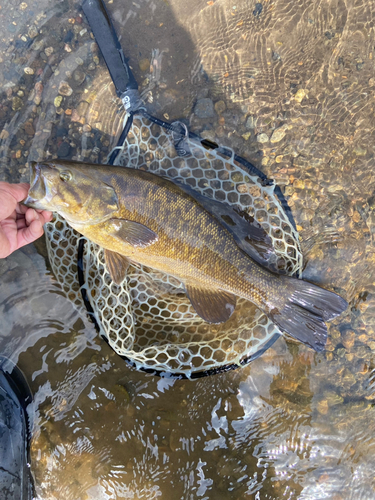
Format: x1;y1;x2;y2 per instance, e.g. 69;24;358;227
185;284;237;324
104;249;131;284
107;218;158;248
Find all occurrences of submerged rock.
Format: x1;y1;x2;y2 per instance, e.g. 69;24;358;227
194;98;215;119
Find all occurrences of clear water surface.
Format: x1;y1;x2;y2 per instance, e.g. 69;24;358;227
0;0;375;498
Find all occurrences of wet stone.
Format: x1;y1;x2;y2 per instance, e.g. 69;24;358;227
245;116;256;129
12;97;23;111
73;69;86;85
257;133;269;143
294;88;308;103
58;81;73;97
214;100;226;115
28;26;38;38
54;96;63;108
24;121;35;136
194;98;215;119
253;2;263;16
57;141;71;158
76;101;89;116
64;30;74;43
56;126;68;137
270;124;288;143
139;58;150;72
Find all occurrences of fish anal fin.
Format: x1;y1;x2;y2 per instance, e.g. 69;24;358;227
185;284;237;324
104;249;130;284
107;219;158;248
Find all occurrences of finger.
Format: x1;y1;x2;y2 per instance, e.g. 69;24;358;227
16;203;29;216
17;219;44;249
0;182;30;203
25;208;53;226
41;210;53;222
0;183;30;220
16;218;27;230
0;228;12;259
25;208;40;225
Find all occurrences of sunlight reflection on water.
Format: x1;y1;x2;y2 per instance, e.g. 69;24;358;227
0;0;375;498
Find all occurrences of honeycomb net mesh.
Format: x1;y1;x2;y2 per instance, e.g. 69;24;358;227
45;114;303;377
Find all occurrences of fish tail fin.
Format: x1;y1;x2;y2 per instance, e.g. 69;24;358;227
268;278;348;352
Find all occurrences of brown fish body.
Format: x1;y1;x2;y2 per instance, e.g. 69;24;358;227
24;160;348;351
71;166;280;309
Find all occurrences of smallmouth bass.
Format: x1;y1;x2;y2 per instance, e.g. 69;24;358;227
24;160;348;351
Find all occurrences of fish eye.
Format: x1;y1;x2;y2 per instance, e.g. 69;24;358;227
60;171;72;182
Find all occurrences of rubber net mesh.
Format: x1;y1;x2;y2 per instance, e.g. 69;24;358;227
44;114;303;377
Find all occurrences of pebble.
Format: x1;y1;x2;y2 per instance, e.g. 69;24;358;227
24;67;34;75
24;121;35;136
317;399;329;414
44;47;54;57
293;178;305;189
32;40;44;51
256;133;269;143
194;98;215;119
76;101;89;116
58;81;73;97
353;146;366;156
71;109;81;122
214;100;226;115
270;124;288;143
352;211;361;223
12;97;23;111
73;69;86;85
294;88;308;103
139;59;149;72
245;115;256;129
57;141;71;157
28;26;38;38
54;95;63;108
56;126;68;138
0;130;9;140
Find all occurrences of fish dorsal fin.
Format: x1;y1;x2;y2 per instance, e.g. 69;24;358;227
185;284;237;324
174;180;275;268
104;249;131;284
107;219;158;248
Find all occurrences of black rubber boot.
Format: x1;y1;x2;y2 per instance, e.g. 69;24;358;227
0;357;34;499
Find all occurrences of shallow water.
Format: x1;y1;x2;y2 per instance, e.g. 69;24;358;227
0;0;375;498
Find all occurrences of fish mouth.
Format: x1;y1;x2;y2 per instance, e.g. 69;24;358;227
23;161;48;209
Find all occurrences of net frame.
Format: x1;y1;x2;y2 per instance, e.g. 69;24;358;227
45;110;303;378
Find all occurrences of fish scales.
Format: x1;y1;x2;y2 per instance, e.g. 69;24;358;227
24;160;348;352
86;168;272;308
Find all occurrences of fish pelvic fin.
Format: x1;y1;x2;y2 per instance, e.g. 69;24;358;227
104;249;131;284
269;278;348;352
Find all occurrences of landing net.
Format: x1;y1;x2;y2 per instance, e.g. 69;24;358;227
44;113;303;378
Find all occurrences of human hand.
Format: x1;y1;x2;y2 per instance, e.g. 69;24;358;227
0;182;53;258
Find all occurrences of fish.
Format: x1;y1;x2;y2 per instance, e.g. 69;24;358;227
24;159;348;352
